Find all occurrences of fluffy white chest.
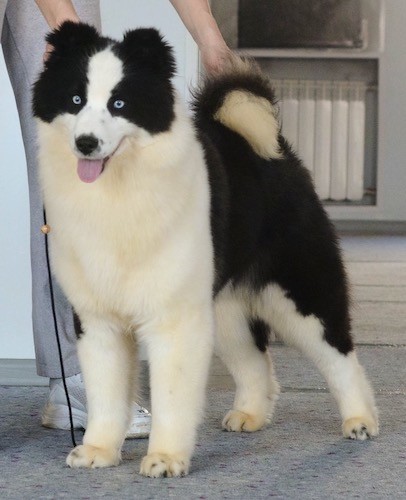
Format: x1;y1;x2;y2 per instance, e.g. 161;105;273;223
38;113;213;320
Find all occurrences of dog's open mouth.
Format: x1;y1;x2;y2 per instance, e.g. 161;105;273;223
76;140;125;183
77;157;109;183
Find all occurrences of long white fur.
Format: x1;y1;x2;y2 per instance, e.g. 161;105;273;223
256;284;378;438
38;47;214;476
214;285;280;432
38;47;378;477
214;284;378;440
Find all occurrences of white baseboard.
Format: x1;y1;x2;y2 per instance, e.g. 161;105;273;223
0;359;48;386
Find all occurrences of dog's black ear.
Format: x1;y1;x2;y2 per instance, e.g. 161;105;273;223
46;21;101;57
118;28;176;78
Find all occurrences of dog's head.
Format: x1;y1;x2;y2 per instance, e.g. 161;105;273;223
33;22;176;182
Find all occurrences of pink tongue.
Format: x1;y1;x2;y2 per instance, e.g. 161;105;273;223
77;159;104;183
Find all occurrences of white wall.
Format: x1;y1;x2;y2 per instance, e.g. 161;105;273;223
100;0;199;99
0;66;32;358
0;0;199;360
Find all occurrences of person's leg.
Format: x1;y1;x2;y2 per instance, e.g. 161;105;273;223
1;0;101;379
0;1;7;39
1;0;150;437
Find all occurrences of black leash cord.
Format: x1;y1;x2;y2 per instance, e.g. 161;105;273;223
43;210;77;448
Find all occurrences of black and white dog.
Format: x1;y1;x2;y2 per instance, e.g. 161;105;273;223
33;22;378;477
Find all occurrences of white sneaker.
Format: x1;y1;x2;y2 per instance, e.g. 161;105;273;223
41;374;151;438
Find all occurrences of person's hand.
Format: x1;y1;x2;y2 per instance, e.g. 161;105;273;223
200;43;233;75
168;0;232;75
43;42;54;62
42;16;81;63
35;0;80;63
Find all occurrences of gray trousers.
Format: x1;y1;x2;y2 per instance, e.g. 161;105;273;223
0;0;101;377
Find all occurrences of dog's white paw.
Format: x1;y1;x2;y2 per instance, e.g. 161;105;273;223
140;452;190;478
66;444;121;468
222;409;266;432
342;416;379;440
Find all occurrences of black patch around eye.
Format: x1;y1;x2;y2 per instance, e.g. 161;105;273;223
107;97;125;115
66;91;87;114
108;77;175;133
33;58;89;122
32;32;111;123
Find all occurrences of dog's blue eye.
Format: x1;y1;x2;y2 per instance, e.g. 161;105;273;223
72;95;82;105
113;100;125;109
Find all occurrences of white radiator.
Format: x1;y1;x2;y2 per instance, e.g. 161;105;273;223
273;80;367;201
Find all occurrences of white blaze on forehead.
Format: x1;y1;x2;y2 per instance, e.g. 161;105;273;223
86;48;123;106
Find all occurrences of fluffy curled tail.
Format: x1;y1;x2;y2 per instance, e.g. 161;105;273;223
192;56;282;160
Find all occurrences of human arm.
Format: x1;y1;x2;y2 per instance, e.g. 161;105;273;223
35;0;80;60
169;0;231;74
35;0;80;28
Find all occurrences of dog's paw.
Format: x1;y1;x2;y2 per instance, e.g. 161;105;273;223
140;452;189;478
342;416;379;440
222;409;266;432
66;444;121;468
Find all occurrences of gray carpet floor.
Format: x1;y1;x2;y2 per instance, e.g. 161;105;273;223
1;235;405;499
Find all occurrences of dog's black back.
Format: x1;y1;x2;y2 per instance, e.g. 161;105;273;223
193;68;352;354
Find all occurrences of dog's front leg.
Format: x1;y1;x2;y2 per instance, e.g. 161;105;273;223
66;316;135;468
140;306;214;478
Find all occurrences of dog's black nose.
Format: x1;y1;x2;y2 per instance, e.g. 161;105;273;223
75;134;99;155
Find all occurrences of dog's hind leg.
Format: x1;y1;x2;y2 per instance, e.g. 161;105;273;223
214;286;280;433
66;316;136;468
261;284;378;440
